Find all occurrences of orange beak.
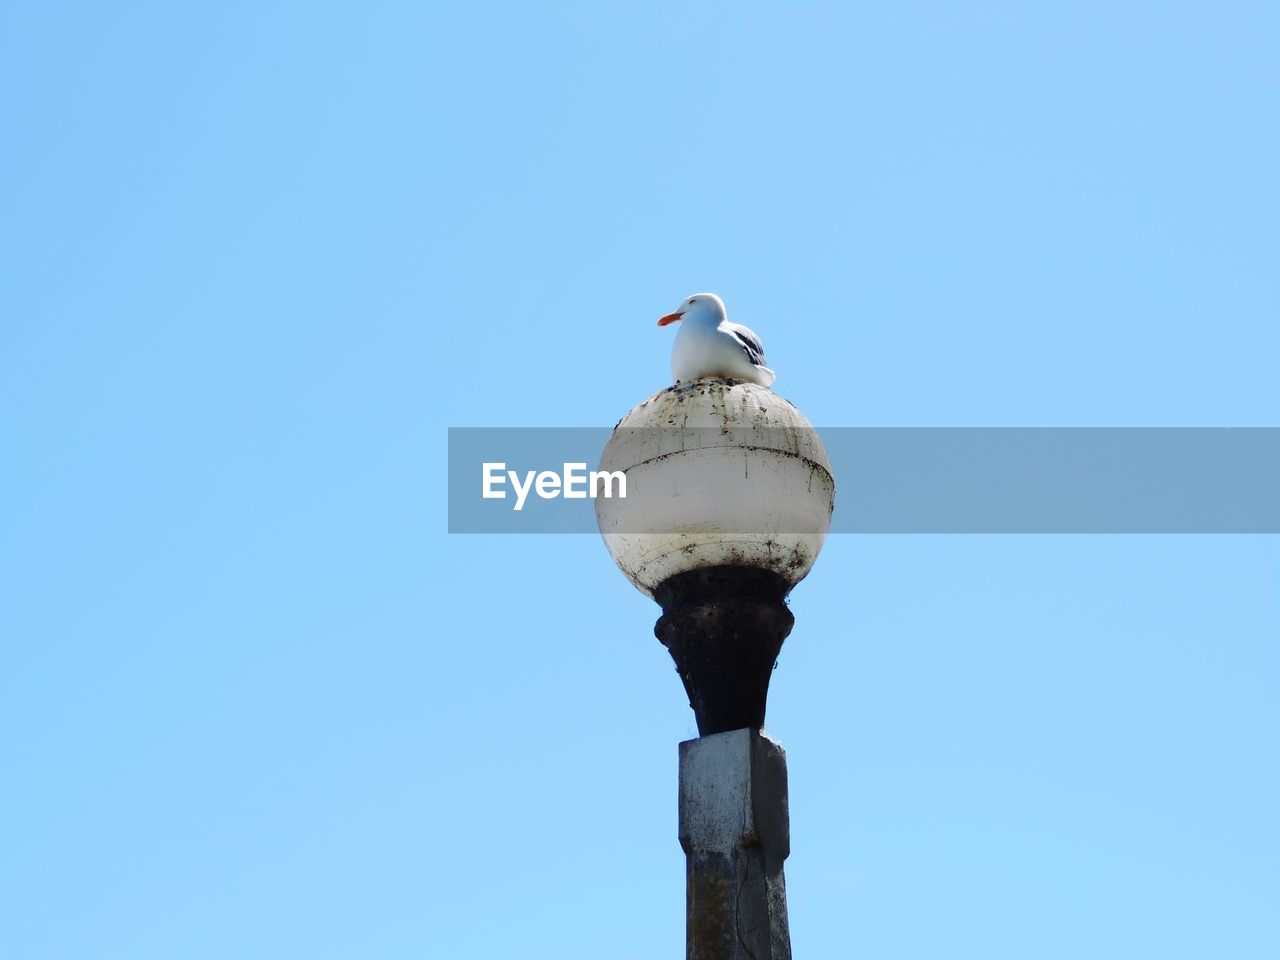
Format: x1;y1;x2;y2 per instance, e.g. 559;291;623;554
657;311;684;326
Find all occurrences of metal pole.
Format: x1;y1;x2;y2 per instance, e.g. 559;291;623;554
680;729;792;960
655;565;795;959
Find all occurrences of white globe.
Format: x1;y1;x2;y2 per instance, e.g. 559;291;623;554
596;379;835;598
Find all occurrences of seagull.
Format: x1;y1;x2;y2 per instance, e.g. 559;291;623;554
657;292;776;388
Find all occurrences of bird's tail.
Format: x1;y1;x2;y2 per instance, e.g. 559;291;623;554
758;366;776;388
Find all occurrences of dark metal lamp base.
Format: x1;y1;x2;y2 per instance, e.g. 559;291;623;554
653;566;795;737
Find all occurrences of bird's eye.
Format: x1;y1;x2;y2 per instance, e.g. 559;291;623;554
689;298;697;304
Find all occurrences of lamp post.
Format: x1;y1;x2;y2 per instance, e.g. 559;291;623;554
597;378;835;960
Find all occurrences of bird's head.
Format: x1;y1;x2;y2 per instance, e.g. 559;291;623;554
658;292;726;327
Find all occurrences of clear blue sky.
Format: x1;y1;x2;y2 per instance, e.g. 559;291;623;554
3;2;1278;958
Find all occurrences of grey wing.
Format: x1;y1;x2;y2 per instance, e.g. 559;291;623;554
727;323;767;366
